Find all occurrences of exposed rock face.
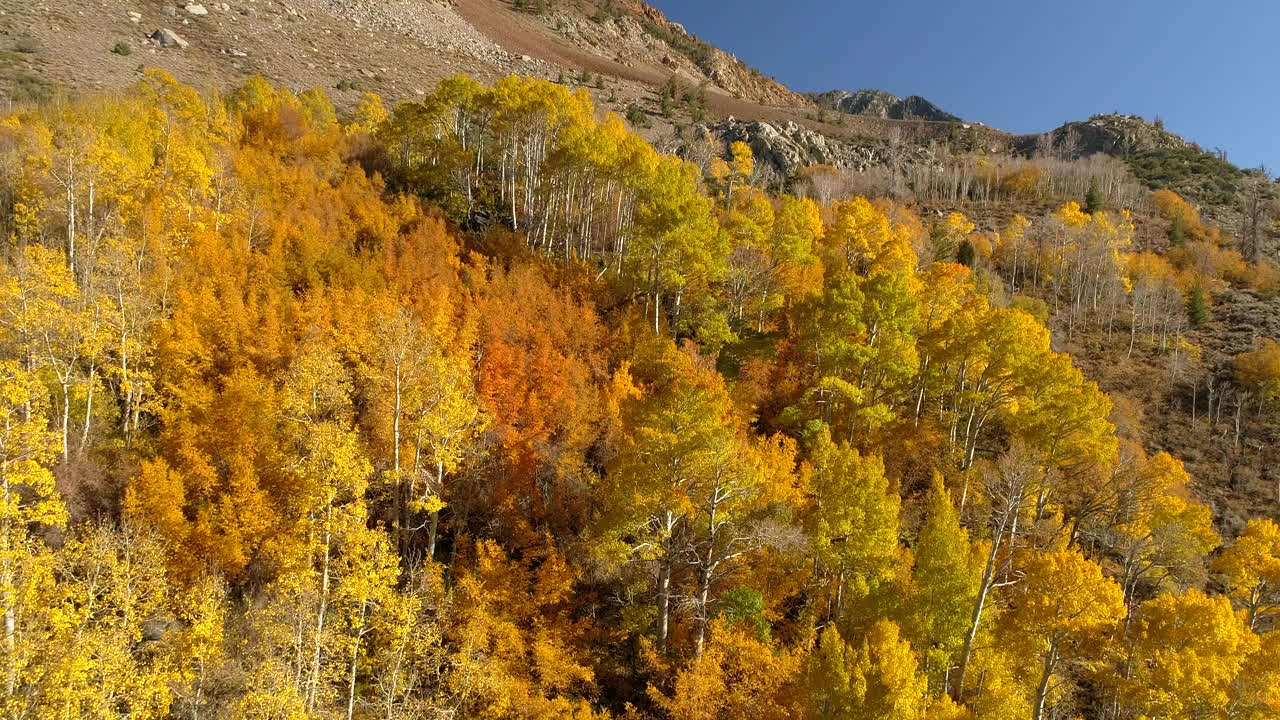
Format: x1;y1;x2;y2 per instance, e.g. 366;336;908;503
814;89;961;123
150;28;189;49
694;117;937;180
552;1;814;108
1015;114;1194;159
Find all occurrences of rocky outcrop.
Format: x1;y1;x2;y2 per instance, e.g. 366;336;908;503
694;117;938;180
814;89;961;123
579;1;813;108
1014;114;1194;159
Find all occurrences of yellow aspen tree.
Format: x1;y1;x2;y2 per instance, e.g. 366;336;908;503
1001;550;1124;720
0;361;64;714
654;620;801;720
1214;518;1280;631
905;473;982;695
1108;452;1219;615
804;429;900;622
804;621;928;720
952;443;1039;703
595;341;737;654
37;525;175;719
726;140;754;203
1118;590;1257;719
403;327;486;562
1232;630;1280;719
0;244;100;464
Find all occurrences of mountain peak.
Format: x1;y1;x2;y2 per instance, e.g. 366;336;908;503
812;88;961;123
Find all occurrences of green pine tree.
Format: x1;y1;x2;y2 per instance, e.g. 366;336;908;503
1085;179;1105;214
1170;212;1186;246
1186;285;1208;327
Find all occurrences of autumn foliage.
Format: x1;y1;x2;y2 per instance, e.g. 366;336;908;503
0;70;1275;720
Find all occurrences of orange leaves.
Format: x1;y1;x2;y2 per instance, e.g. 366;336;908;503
450;539;602;719
473;263;608;543
1153;189;1209;240
653;621;801;720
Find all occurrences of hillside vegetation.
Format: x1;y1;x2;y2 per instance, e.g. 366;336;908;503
0;70;1279;720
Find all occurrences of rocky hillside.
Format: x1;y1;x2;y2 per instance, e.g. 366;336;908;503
692;116;959;182
814;88;961;123
1014;113;1194;159
2;0;1272;218
0;0;541;110
543;0;812;107
0;0;814;126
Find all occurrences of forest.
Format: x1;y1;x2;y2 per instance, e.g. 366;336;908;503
0;69;1277;720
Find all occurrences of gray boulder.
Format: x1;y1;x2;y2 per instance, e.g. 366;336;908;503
150;28;188;48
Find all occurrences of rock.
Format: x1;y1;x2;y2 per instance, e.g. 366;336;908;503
142;617;173;642
149;28;188;49
692;117;939;182
814;89;962;123
128;10;142;23
1017;114;1193;160
520;54;532;62
184;4;207;16
217;2;230;10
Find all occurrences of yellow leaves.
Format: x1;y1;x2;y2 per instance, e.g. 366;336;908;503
1214;518;1280;629
413;494;447;516
1236;338;1280;404
1109;452;1219;592
1121;590;1257;719
1234;631;1280;719
450;540;601;719
852;620;929;720
22;525;178;720
0;361;64;529
657;621;801;720
905;472;981;688
1012;550;1126;641
805;429;900;583
1055;200;1091;227
943;211;976;239
729;140;755;181
350;91;388;134
994;549;1124;717
7;69;1279;720
803;622;927;720
1152;188;1207;240
709;158;731;184
826;196;916;275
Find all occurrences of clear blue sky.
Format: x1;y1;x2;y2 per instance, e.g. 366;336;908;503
648;0;1277;173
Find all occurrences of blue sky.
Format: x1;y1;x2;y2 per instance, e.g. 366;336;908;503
648;0;1277;173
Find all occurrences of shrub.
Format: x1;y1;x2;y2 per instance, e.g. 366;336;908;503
14;35;41;54
625;105;648;128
